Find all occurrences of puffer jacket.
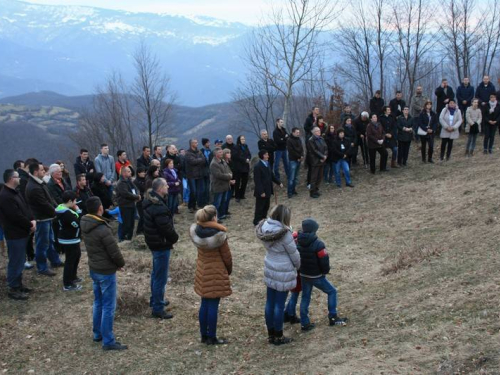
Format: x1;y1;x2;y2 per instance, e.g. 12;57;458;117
439;107;462;139
190;221;232;298
81;214;124;275
255;219;300;292
142;190;179;251
297;231;330;278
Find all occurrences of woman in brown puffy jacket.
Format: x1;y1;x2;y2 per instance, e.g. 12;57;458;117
189;205;232;345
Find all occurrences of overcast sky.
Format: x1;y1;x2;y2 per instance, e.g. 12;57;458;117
27;0;272;24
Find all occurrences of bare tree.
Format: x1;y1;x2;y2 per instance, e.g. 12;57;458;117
132;40;175;151
476;0;500;78
246;0;340;129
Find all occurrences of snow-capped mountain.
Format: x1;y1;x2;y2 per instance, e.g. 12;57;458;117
0;0;252;105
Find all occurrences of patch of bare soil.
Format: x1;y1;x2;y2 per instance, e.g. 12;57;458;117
1;137;499;374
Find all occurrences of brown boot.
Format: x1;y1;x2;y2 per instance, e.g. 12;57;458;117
465;150;469;157
391;160;399;168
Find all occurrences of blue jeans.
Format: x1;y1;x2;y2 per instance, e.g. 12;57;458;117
203;176;210;207
466;133;478;151
300;276;337;326
389;145;398;161
35;220;62;272
182;178;190;203
167;193;179;214
273;150;290;181
287;161;301;196
265;287;288;332
150;250;171;313
285;291;300;317
199;297;220;338
7;237;28;289
213;190;230;217
324;162;335;183
188;178;205;210
90;271;117;346
334;159;352;186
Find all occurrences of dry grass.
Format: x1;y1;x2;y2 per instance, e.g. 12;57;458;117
1;137;500;374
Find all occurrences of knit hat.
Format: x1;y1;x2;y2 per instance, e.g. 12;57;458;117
215;139;223;145
301;218;319;233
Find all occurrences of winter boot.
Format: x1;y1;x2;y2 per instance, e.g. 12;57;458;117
273;330;293;346
391;160;399;168
329;315;349;326
267;328;275;344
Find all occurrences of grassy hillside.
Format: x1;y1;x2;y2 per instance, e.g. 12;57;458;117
1;137;498;374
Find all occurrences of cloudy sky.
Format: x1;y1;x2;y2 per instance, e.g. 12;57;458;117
27;0;272;24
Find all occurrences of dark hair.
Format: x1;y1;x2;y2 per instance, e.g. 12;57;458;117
76;173;86;182
337;127;345;135
448;99;455;103
136;167;147;174
100;143;108;149
62;190;77;203
275;118;282;125
3;169;16;183
164;158;174;168
29;162;40;175
371;113;378;120
80;149;88;154
441;78;447;82
13;160;24;170
142;146;150;152
236;135;245;145
117;150;126;157
258;150;268;159
375;90;381;95
86;196;102;215
291;127;299;133
343;117;352;125
396;90;402;94
24;158;39;166
154;145;161;152
147;165;159;178
202;138;210;146
383;106;390;113
312;106;319;110
317;115;324;122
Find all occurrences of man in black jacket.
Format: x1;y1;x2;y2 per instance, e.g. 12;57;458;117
25;162;63;276
370;90;385;116
0;169;36;300
185;139;207;212
273;118;290;181
476;75;497;130
258;130;277;168
353;112;370;167
74;174;93;215
74;149;95;180
253;150;282;225
201;138;212;207
47;163;71;204
286;127;304;198
303;106;320;140
435;79;455;116
306;127;328;199
143;178;179;319
389;91;406;118
483;93;500;154
136;146;152;169
115;167;141;240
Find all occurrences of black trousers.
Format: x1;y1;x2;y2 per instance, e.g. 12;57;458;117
440;138;454;160
62;243;81;286
397;141;411;165
120;206;136;241
253;196;271;225
357;137;370;165
136;201;144;235
310;165;324;194
368;147;388;173
421;136;434;161
26;232;35;261
234;171;249;199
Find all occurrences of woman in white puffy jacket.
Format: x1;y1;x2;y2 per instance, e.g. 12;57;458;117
439;99;463;161
255;204;300;346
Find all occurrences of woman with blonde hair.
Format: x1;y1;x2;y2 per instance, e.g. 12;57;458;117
255;204;300;345
189;205;232;345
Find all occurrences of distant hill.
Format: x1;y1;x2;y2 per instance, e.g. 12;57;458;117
0;91;94;110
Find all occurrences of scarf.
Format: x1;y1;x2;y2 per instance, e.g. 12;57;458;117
449;107;456;116
489;101;497;113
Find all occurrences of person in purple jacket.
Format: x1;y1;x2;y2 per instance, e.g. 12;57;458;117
162;159;181;215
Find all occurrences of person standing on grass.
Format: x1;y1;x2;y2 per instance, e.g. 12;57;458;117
343;117;357;167
133;167;147;235
456;77;474;122
143;178;179;320
189;205;232;345
74;149;95;180
55;191;83;292
258;130;277;169
286;127;304;199
185;139;207;213
380;106;398;169
163;159;182;216
465;99;482;156
232;136;251;203
483;93;500;154
417;101;438;163
115;167;141;241
252;150;283;226
307;127;328;199
255;205;300;346
273;118;290;181
331;129;354;188
136;146;152;169
396;106;413;167
366;114;389;173
94;144;115;199
389;90;406;118
0;169;36;301
435;79;455;116
353;111;370;167
73;174;93;216
221;149;235;219
296;218;348;331
439;99;462;162
81;196;127;351
210;148;234;220
323;124;337;184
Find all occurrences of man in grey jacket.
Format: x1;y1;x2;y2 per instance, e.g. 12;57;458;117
94;144;116;199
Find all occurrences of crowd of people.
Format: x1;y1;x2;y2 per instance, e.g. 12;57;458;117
1;75;499;350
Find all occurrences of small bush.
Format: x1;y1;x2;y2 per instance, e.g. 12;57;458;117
169;258;196;285
116;290;149;317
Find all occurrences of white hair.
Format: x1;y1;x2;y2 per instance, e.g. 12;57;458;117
226;134;233;140
361;111;369;118
49;163;61;176
260;129;268;135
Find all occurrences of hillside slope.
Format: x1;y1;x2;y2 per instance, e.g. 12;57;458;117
0;138;499;374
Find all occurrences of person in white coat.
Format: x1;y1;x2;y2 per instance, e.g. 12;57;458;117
465;99;482;156
439;99;462;161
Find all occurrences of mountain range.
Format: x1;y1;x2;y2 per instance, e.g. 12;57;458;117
0;0;252;106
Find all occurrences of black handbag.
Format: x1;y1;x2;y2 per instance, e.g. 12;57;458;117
470;122;479;135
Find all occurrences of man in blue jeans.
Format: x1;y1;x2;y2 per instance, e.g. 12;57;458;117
296;218;348;330
286;127;304;198
25;162;63;276
273;118;290;181
81;196;127;351
0;169;36;300
143;178;179;319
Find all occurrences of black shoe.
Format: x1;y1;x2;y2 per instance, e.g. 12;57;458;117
484;150;488;154
287;195;293;199
8;289;29;301
20;285;33;293
329;315;348;326
267;328;275;344
103;342;128;351
73;277;84;283
206;337;228;345
52;262;64;268
201;335;208;344
428;159;434;164
346;184;355;188
273;331;293;346
310;193;319;199
301;323;316;331
292;191;298;195
38;269;56;277
93;337;103;343
152;311;173;319
226;212;232;216
235;199;240;203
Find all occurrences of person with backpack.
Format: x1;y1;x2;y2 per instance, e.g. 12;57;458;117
296;218;348;331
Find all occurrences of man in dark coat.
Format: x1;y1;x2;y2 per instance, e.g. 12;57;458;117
456;77;474;116
143;177;179;319
200;138;212;207
366;114;389;173
369;90;385;116
273;118;290;181
483;93;500;154
253;150;282;225
379;106;399;168
303;106;320;140
185;139;207;212
389;91;406;118
73;173;93;215
286;127;304;198
476;75;497;130
258;129;277;168
74;149;95;180
353;112;370;166
136;146;152;169
306;127;328;199
0;169;35;300
115;166;141;241
435;79;455;116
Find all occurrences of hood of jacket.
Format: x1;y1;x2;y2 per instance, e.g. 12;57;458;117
81;214;109;235
189;222;227;250
255;218;289;243
297;231;318;247
143;189;167;209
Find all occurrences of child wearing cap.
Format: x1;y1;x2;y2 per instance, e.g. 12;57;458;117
297;218;348;330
